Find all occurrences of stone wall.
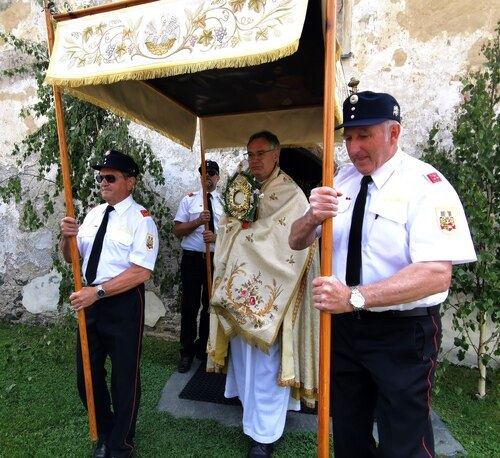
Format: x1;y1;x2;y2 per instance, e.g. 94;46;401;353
341;0;499;155
1;0;497;363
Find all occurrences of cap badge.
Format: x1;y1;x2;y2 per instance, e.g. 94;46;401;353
350;94;359;104
393;105;399;117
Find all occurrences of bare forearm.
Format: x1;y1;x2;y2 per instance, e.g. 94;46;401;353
313;261;453;314
59;237;73;263
289;212;318;250
173;219;203;238
69;264;152;311
361;261;452;309
102;264;152;297
59;216;79;263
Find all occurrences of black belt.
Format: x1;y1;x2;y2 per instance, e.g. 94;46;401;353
182;249;213;259
352;304;440;320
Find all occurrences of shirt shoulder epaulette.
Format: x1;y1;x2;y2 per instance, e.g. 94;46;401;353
187;191;198;197
140;209;151;217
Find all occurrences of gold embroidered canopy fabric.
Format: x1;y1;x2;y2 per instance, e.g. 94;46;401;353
46;0;308;87
45;0;344;149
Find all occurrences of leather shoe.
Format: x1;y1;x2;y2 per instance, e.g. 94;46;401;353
93;443;109;458
177;355;192;373
248;441;274;457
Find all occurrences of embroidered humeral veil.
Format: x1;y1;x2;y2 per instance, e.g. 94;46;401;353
207;166;320;404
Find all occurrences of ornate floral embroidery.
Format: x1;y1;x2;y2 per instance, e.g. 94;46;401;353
56;0;296;68
286;254;295;264
245;233;254;242
223;261;283;327
278;216;286;226
269;192;278;200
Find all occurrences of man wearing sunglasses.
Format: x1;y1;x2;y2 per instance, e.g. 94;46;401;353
173;160;222;373
60;150;159;458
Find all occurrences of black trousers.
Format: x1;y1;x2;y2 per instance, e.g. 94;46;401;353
179;250;213;359
76;284;145;458
331;311;442;458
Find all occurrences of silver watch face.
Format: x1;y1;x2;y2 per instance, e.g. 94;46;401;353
349;288;365;309
97;286;105;298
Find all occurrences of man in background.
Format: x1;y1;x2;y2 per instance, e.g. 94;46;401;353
174;160;221;373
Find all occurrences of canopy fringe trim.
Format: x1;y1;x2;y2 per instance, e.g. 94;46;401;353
45;42;299;88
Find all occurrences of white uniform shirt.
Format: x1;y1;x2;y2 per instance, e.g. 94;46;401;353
174;189;222;252
331;148;476;311
78;195;159;284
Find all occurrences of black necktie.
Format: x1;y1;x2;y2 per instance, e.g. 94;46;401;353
346;176;372;286
207;193;215;233
85;205;114;285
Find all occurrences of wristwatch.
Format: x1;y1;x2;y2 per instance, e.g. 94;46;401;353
349;287;366;311
96;284;106;299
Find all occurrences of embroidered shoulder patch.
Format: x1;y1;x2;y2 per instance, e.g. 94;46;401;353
426;172;442;184
146;233;155;251
436;208;457;233
188;192;194;197
140;210;150;217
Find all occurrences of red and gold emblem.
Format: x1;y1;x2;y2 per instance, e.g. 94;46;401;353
437;209;457;233
146;233;155;251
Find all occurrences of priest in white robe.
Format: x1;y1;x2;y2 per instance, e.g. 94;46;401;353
207;131;320;458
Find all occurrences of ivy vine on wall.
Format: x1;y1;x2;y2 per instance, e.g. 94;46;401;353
0;30;180;306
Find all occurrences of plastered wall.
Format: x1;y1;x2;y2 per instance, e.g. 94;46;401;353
0;0;498;362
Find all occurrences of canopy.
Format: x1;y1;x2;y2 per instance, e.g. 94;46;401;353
44;0;343;453
45;0;345;149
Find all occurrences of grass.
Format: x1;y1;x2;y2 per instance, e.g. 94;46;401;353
0;322;498;457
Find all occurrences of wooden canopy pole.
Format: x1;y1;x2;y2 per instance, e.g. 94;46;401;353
52;0;158;22
44;1;97;441
198;120;213;298
318;0;337;456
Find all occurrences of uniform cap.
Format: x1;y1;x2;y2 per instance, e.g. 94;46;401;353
198;160;219;174
335;91;401;130
92;150;139;177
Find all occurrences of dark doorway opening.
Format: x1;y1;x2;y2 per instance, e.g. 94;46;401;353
280;147;322;197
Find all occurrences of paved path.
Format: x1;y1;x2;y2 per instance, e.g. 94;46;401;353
158;360;466;457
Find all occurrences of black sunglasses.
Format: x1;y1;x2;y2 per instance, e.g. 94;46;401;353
201;170;218;177
96;174;125;183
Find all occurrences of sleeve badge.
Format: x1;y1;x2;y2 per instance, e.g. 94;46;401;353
140;209;151;217
436;208;457;233
426;172;442;183
146;233;155;251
